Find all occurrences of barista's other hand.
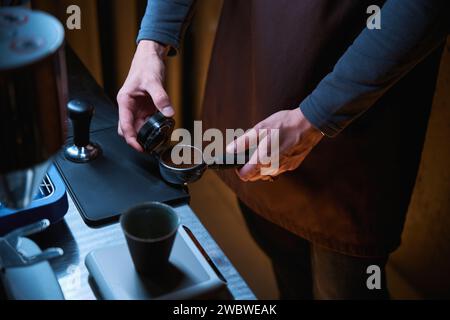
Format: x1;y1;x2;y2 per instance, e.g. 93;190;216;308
117;40;174;152
226;108;324;182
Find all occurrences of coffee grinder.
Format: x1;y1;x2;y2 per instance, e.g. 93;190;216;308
0;6;69;299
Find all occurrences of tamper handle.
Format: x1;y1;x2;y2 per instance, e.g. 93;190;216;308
67;100;94;147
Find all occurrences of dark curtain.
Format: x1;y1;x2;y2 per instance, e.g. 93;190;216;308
30;0;223;128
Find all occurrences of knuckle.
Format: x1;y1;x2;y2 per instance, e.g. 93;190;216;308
116;91;129;103
122;123;134;133
153;92;169;107
145;75;161;87
125;136;136;144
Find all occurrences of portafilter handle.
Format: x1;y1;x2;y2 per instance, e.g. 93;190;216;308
207;148;256;170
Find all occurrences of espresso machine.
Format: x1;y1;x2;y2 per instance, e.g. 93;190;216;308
0;6;69;299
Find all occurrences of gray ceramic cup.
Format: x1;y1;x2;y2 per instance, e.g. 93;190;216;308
120;202;180;276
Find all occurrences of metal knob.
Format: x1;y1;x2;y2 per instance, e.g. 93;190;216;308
64;100;102;163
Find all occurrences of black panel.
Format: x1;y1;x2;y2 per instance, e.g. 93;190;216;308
55;127;189;227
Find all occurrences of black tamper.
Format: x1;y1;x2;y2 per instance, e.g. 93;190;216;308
64;100;102;163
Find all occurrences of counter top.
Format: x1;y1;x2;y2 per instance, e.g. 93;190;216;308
32;195;255;300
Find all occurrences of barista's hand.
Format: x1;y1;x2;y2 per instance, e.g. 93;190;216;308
117;40;174;152
226;108;324;182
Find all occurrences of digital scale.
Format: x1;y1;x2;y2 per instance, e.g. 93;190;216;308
86;226;229;300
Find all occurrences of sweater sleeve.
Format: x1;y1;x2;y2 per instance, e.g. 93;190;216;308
137;0;196;56
300;0;449;137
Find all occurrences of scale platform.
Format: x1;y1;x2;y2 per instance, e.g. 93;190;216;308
86;226;230;300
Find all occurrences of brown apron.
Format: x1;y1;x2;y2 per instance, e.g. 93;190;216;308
202;0;443;257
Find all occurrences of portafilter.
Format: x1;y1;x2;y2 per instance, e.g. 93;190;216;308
137;112;253;185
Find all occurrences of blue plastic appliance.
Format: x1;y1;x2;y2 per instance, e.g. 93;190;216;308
0;166;68;235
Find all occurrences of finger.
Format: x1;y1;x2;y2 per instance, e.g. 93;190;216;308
134;117;147;134
118;99;144;152
144;80;174;117
236;161;259;182
239;135;272;181
226;128;260;154
237;137;268;181
252;175;274;182
118;121;123;137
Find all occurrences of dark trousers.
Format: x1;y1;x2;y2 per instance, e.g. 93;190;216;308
238;201;390;300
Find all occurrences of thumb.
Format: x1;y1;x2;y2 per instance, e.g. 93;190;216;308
145;80;174;117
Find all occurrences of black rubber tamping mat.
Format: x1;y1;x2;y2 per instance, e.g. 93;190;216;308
55;127;189;227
